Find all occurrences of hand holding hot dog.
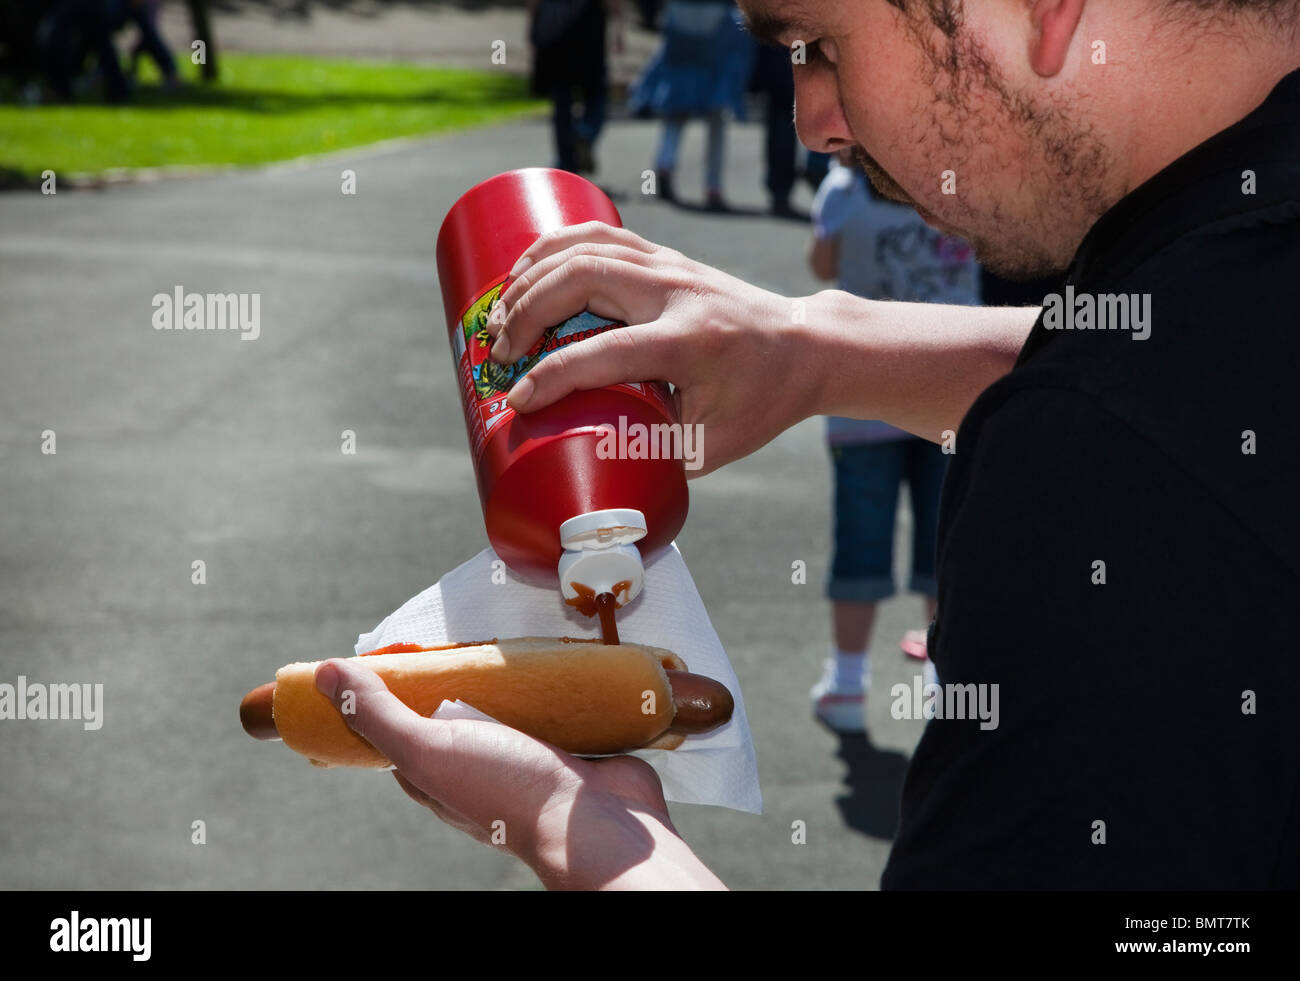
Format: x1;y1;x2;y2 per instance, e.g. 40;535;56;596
313;658;725;890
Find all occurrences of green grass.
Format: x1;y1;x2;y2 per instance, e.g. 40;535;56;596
0;53;546;184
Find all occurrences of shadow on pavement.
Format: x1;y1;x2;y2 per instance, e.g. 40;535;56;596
832;733;910;841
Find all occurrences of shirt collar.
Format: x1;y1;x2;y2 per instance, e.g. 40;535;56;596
1068;66;1300;290
1013;67;1299;367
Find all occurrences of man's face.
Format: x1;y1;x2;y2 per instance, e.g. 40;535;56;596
739;0;1116;279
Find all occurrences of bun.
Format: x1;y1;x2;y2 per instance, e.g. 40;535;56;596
272;637;688;767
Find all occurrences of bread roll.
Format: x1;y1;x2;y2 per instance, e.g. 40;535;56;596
273;637;688;767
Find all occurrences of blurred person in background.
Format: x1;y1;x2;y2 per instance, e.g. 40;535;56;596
38;0;175;102
748;37;798;216
803;149;829;192
115;0;177;89
807;147;980;734
628;0;754;210
743;37;830;217
528;0;626;175
39;0;116;101
0;1;47;98
633;0;662;30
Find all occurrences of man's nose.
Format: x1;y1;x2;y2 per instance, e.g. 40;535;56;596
793;64;855;154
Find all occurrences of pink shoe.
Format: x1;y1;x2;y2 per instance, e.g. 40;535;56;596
900;629;929;660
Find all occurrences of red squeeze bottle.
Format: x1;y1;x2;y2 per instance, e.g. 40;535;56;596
435;168;689;612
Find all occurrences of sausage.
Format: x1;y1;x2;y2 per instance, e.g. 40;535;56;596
240;670;734;742
239;682;278;741
664;670;734;735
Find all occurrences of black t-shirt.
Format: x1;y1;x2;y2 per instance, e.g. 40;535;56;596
882;68;1300;889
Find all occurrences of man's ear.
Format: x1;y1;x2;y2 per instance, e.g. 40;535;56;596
1029;0;1087;77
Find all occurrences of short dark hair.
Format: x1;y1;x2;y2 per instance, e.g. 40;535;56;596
884;0;961;39
885;0;1300;37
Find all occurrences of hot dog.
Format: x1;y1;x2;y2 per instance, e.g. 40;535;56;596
239;637;734;767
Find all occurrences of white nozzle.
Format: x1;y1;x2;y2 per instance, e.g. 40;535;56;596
558;509;646;606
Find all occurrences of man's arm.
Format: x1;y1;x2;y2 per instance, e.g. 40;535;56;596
805;288;1038;442
484;222;1036;470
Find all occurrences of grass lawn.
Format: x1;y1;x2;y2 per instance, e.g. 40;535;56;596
0;53;546;184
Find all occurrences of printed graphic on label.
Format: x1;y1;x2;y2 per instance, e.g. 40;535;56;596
460;281;621;402
452;279;675;461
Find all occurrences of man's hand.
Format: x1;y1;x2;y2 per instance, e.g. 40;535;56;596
314;658;726;890
483;221;1039;454
482;222;818;477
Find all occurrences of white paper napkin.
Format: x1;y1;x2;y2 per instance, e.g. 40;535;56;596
355;544;762;813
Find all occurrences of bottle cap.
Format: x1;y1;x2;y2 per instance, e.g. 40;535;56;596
557;509;647;607
558;544;644;607
559;509;647;551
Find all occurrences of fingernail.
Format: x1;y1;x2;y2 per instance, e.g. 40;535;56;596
508;375;534;410
488;302;506;328
509;254;532;279
490;330;511;363
315;661;340;699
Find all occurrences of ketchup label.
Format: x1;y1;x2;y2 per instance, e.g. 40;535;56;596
452;279;673;460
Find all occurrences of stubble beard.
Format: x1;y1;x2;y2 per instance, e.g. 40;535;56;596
850;16;1116;282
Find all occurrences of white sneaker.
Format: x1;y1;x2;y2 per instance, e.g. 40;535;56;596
810;659;867;733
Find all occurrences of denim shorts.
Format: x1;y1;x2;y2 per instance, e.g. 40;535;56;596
827;438;948;603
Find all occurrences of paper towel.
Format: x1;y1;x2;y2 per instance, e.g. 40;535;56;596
355;544;762;813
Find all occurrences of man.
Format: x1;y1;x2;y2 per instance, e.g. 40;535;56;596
319;0;1300;888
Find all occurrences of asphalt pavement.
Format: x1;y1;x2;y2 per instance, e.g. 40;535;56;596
0;108;932;889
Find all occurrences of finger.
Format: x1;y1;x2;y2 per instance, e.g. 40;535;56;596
492;258;678;364
391;768;440;809
589;756;670;816
498;242;658;313
391;770;485;841
314;660;437;775
508;220;658;282
507;321;673;413
482;294;506;340
482;243;659;345
315;660;575;830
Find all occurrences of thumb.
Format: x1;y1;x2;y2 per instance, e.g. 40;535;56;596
312;659;576;831
314;658;435;774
